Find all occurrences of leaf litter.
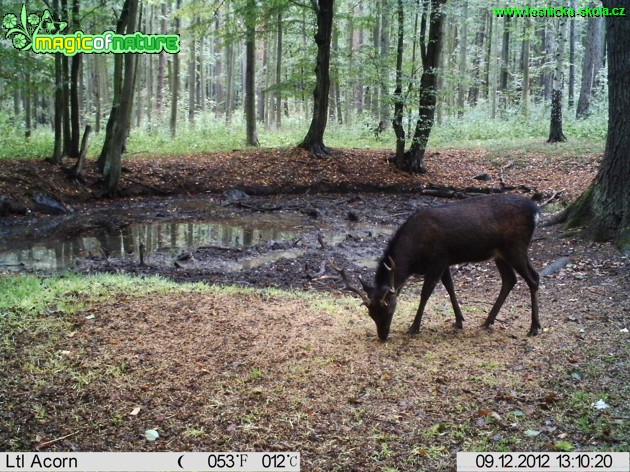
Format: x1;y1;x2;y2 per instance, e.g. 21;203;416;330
0;148;627;470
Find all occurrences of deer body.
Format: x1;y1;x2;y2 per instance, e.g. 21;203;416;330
355;195;541;340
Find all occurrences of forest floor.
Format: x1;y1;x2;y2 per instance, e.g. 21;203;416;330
0;147;628;471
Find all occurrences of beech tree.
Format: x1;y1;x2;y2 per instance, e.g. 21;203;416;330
548;15;567;143
299;0;334;155
395;0;445;174
564;1;630;249
97;0;138;195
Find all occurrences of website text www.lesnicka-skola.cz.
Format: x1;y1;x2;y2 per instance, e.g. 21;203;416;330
493;5;626;17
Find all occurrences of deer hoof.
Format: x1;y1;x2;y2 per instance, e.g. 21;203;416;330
407;326;420;336
482;322;494;330
527;326;541;336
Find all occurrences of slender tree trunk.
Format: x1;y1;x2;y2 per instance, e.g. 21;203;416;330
399;0;445;174
51;0;63;164
62;55;71;156
199;40;206;113
170;0;181;137
576;6;602;119
156;2;167;117
68;0;81;157
567;0;576;108
379;0;390;128
484;13;493;101
104;0;139;195
331;11;342;124
97;0;130;172
298;0;335;155
541;24;553;102
456;0;468;117
468;10;486;106
405;0;421;137
548;16;567;143
499;16;510;111
188;34;196;124
225;41;235;123
23;72;31;139
275;10;283;128
564;0;630;249
521;16;530;118
392;0;405;166
245;0;259;146
94;56;102;133
213;15;224;114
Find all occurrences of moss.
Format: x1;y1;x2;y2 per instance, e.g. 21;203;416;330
563;184;594;229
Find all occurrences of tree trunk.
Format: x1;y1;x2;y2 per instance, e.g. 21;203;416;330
275;10;283;128
456;0;468;118
484;13;493;102
548;16;567;143
567;0;576;108
540;23;553;102
379;0;391;128
564;0;630;249
97;0;130;172
170;0;181;137
62;55;71;156
52;54;63;162
213;15;224;114
521;16;530;118
225;40;235;123
156;2;167;117
499;16;510;111
245;0;259;146
69;0;81;157
398;0;445;174
188;34;196;124
104;0;139;195
392;0;405;167
468;10;486;106
24;72;31;139
576;5;602;119
299;0;334;155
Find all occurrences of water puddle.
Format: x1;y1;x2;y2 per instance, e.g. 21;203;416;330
0;220;300;273
0;197;397;274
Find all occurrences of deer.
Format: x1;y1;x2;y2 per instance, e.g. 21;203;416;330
332;194;541;341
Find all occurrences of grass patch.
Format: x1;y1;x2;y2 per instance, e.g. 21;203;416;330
0;105;606;160
0;269;627;466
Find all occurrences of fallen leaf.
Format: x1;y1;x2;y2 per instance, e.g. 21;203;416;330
130;407;141;416
554;441;574;452
144;429;159;441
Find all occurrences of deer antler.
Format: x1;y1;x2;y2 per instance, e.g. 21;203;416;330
329;260;370;306
383;256;396;294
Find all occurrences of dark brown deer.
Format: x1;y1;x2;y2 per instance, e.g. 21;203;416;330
333;194;541;340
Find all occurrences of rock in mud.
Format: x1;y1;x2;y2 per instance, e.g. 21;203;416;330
33;193;72;215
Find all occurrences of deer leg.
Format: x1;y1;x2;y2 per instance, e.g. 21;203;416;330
441;268;464;329
408;270;442;335
512;259;541;336
483;257;517;329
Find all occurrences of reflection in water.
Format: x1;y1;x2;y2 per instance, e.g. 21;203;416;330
0;221;296;273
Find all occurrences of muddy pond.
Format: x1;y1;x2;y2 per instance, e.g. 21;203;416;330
0;193;435;290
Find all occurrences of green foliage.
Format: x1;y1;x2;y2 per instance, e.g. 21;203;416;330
0;101;607;160
0;273;199;319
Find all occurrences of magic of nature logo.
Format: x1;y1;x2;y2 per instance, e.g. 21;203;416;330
2;4;180;55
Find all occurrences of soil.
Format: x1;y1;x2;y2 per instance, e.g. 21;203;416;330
0;148;628;471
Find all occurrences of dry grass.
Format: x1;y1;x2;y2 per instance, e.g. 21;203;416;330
1;232;627;471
